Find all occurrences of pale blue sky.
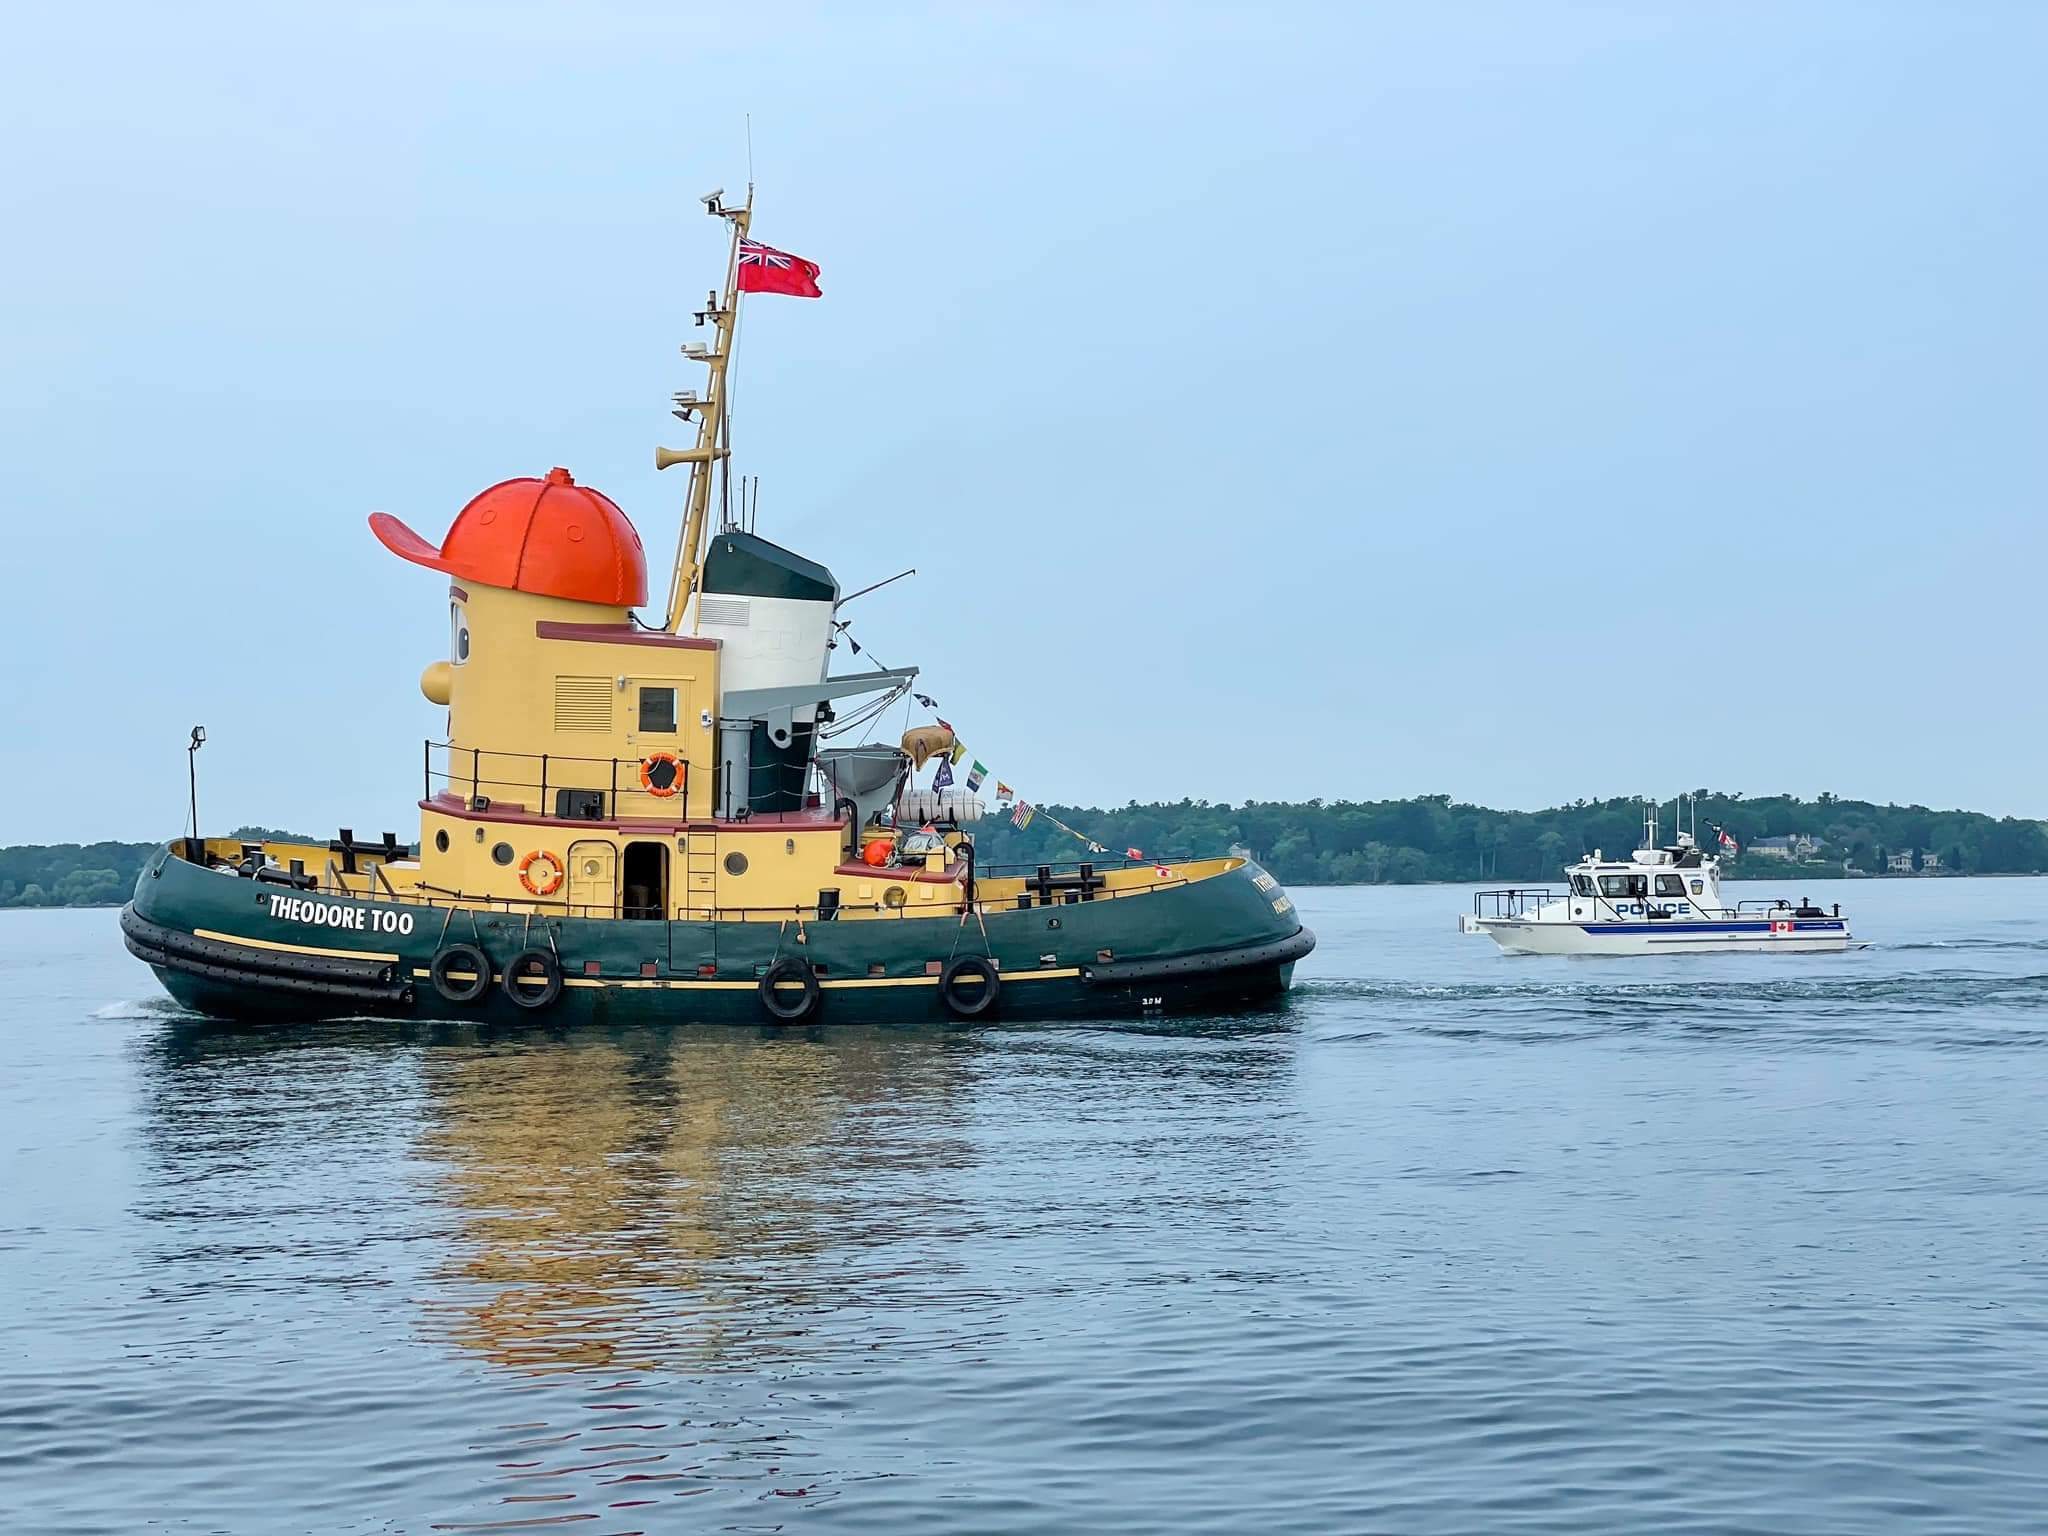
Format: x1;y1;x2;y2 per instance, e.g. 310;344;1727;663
2;2;2042;844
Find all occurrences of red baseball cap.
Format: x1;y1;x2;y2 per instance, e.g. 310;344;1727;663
370;467;647;607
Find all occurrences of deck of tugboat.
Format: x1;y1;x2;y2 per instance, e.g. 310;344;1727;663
152;829;1249;924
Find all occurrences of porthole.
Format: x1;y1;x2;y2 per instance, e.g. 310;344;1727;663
724;851;749;876
434;830;450;853
582;858;601;877
491;841;514;866
882;885;907;909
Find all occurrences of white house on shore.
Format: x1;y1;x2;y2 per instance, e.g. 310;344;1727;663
1748;834;1825;861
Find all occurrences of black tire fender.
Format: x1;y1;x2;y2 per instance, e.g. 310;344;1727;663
430;943;492;1005
502;947;563;1010
939;955;1000;1017
758;956;820;1022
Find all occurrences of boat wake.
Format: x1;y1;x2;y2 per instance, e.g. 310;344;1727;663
91;997;201;1021
1300;970;2048;1046
1881;937;2048;952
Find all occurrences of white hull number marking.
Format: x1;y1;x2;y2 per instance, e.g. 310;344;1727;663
267;893;415;936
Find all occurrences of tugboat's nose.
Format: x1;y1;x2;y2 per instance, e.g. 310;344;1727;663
421;661;452;705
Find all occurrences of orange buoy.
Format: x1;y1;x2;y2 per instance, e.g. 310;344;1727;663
639;752;682;798
518;848;564;897
862;836;894;867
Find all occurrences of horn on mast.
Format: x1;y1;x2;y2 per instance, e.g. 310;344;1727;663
660;189;750;633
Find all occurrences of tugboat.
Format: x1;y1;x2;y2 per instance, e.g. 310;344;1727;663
120;192;1314;1024
1458;800;1856;956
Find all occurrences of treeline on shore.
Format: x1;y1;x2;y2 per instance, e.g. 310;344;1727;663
966;792;2048;886
6;795;2047;908
1;829;309;910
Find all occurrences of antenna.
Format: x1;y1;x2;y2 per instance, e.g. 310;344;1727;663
836;567;917;609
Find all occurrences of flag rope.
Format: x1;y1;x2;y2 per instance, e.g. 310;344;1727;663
900;708;1142;862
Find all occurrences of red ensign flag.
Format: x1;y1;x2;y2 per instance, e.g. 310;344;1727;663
736;237;822;298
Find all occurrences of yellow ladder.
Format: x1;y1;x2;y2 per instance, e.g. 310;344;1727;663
682;834;719;918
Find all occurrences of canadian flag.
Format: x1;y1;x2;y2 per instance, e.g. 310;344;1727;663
1718;830;1739;853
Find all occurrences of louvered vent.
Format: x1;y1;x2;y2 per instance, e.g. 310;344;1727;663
699;595;751;628
553;676;612;732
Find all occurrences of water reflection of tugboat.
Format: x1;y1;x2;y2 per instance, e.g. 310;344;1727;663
417;1029;975;1374
1460;800;1856;956
121;191;1313;1024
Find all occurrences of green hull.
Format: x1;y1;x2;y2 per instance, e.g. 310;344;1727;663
122;845;1314;1026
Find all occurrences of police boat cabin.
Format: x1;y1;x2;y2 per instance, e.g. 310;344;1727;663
1458;801;1855;956
121;192;1313;1024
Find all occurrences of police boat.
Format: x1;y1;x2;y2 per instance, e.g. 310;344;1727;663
1458;802;1856;956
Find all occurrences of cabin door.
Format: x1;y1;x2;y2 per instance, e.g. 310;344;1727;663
622;677;694;815
567;840;617;917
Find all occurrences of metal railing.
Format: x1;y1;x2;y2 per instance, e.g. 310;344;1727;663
423;740;688;821
1470;887;1564;921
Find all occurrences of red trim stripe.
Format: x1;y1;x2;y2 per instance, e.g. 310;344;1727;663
535;621;718;650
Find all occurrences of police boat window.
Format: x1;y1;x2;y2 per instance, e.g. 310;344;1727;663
1597;873;1632;897
1571;874;1594;897
1654;874;1686;896
450;603;470;665
638;686;678;733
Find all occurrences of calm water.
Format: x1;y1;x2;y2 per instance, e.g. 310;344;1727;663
4;879;2047;1533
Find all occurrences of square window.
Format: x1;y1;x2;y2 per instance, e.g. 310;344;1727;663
638;687;678;733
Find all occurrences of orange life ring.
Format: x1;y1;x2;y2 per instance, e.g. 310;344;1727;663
640;752;682;799
518;848;564;897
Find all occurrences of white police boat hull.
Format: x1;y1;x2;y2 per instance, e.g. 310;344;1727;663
1462;911;1854;957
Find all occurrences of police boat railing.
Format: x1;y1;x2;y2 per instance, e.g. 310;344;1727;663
1471;888;1564;920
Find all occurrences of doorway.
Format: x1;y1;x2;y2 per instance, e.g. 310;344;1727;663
621;841;669;921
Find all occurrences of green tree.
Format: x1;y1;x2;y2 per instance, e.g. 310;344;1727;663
53;868;126;906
